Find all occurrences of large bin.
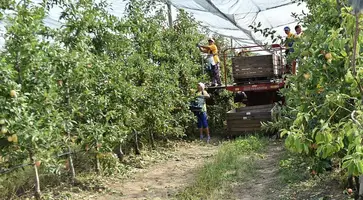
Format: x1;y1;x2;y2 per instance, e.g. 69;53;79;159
232;54;283;83
226;104;275;135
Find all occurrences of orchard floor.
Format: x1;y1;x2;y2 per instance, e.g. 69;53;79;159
231;141;348;200
66;138;220;200
65;137;350;200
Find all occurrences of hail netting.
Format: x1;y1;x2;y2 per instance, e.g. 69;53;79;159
0;0;308;49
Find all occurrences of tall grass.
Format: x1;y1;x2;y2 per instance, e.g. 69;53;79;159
176;136;267;200
0;150;126;199
0;167;63;200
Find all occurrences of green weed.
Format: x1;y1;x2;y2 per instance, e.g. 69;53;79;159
176;135;267;200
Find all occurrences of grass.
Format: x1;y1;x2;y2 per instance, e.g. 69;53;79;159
176;138;350;200
278;151;310;185
175;135;268;200
275;151;349;200
0;166;65;200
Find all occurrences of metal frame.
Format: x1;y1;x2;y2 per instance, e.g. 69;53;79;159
220;44;288;135
225;82;284;92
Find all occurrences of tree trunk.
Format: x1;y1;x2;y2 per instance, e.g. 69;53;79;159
355;176;360;191
95;144;101;174
349;175;355;190
33;163;41;200
65;84;76;182
115;142;124;162
28;150;41;200
149;131;155;149
358;175;363;198
67;145;76;184
134;130;141;155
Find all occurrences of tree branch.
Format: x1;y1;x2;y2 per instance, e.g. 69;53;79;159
351;110;363;129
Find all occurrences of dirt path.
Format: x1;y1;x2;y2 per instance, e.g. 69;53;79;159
73;140;220;200
233;140;284;200
232;141;346;200
67;139;346;200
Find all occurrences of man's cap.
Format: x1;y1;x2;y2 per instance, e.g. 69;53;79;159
208;38;214;42
284;26;290;31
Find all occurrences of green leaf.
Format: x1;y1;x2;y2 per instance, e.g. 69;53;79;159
357;160;363;174
340;50;347;57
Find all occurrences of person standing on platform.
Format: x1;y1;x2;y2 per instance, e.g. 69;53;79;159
294;25;303;38
198;38;222;87
284;26;295;55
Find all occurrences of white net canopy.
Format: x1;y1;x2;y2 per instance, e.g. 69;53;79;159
169;0;308;47
0;0;308;48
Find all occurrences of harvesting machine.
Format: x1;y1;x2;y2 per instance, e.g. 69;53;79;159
207;44;292;136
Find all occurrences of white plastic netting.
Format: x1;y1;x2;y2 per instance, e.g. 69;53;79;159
169;0;308;47
0;0;308;48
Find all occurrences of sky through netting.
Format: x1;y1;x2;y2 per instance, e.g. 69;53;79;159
0;0;308;48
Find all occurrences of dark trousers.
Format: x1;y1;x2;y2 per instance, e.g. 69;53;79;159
211;63;221;85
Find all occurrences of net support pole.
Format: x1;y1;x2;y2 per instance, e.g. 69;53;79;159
167;2;172;28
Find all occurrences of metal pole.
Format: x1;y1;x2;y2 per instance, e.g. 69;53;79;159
201;54;204;74
224;50;227;86
167;2;172;28
230;38;233;83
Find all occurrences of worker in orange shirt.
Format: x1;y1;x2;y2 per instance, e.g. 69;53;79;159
293;25;304;74
284;26;295;55
284;26;297;74
198;38;222;86
294;25;303;38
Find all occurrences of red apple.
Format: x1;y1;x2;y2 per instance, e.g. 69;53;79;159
348;188;353;194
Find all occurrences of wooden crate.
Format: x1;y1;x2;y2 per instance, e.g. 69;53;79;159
232;55;275;81
226;104;274;135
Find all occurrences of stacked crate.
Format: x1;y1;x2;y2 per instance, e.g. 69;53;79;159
232;53;284;83
226;104;274;135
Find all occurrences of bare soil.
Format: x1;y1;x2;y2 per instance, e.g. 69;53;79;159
70;139;220;200
68;139;349;200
